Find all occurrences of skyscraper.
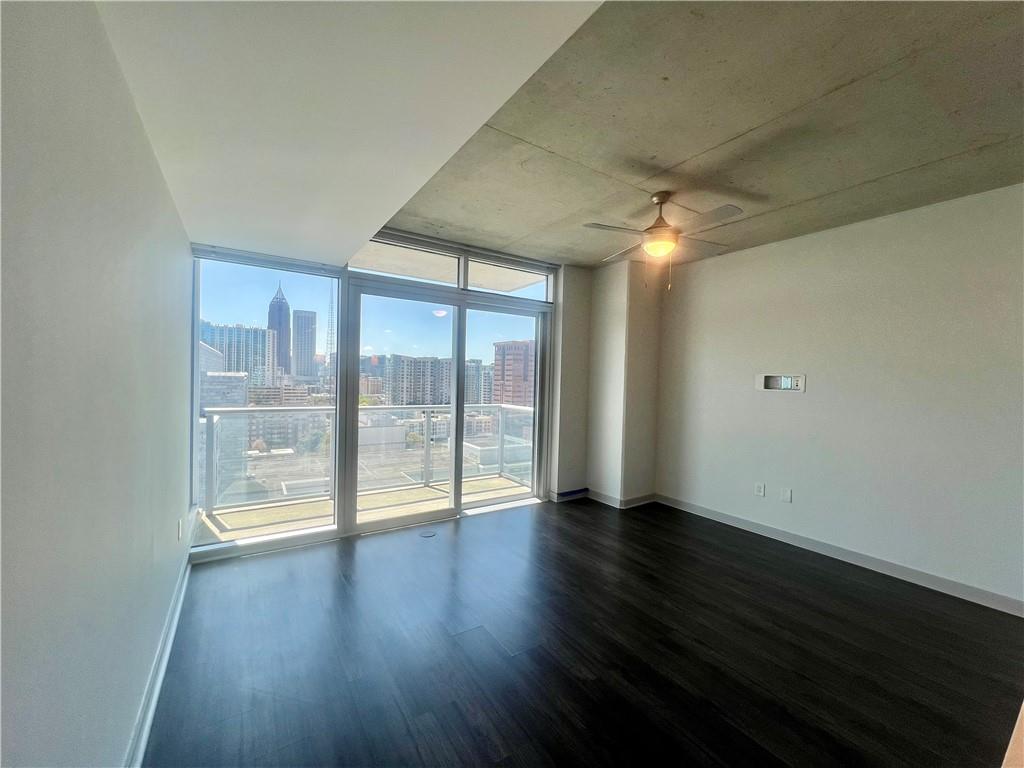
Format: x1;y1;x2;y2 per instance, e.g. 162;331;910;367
200;321;277;386
465;359;483;404
493;340;535;406
267;283;291;375
383;355;453;406
482;364;494;404
292;309;317;378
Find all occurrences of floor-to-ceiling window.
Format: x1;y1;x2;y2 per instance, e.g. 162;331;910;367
190;234;552;553
190;250;341;547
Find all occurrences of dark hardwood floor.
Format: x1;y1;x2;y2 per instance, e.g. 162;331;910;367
145;499;1024;767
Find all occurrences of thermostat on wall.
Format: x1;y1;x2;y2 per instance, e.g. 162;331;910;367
756;374;805;392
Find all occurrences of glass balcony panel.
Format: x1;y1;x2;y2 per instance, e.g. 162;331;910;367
195;407;335;546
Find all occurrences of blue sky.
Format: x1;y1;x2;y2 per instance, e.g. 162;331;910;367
200;260;535;363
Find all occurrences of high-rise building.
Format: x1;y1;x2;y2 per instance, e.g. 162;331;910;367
437;358;453;405
200;321;277;386
481;364;494;404
493;340;535;406
465;359;483;404
267;283;291;375
385;355;424;405
360;354;386;379
292;309;317;378
325;285;335;375
384;354;452;406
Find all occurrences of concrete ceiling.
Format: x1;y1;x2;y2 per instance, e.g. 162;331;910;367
388;2;1024;266
96;2;598;265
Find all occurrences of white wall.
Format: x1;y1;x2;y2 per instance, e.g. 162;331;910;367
587;261;629;500
549;266;592;495
655;185;1024;603
620;262;662;501
2;4;194;765
586;260;663;504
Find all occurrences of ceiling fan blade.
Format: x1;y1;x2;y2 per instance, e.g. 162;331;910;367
584;222;645;235
602;242;641;263
679;237;728;261
679;204;743;234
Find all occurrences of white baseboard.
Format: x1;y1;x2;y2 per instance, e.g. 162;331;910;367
588;490;656;509
124;549;192;766
656;495;1024;617
549;488;589;502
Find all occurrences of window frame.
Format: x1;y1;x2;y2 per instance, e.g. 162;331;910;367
371;227;557;302
189;232;556;560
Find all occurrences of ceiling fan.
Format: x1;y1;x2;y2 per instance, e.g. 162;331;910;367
584;192;743;279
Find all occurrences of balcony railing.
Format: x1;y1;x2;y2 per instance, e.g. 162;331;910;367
198;403;534;513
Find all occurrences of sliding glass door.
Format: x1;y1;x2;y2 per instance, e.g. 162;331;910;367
354;293;458;528
342;264;549;533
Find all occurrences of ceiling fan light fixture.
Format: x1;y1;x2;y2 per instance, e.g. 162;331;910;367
642;228;678;258
585;191;741;271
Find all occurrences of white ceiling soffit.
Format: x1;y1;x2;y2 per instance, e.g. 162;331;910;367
97;1;598;266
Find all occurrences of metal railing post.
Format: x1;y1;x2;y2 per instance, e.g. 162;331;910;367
328;412;335;501
422;407;432;486
205;413;218;511
497;406;506;478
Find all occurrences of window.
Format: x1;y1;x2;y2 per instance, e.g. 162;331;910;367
461;309;538;508
467;260;549;300
192;258;339;547
348;241;458;286
348;233;553;300
191;233;553;552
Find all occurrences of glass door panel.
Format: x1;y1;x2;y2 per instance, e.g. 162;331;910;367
462;309;537;508
356;294;457;526
193;259;339;547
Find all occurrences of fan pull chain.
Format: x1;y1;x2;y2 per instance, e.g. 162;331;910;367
644;252;649;289
667;256;673;291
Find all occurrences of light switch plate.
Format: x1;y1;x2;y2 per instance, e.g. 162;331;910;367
780;488;792;503
754;482;766;497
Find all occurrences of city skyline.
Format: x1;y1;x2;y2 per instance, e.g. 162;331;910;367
200;260;334;355
200;260;537;362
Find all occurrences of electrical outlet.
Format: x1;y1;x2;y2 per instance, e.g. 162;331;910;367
754;482;766;497
780;488;792;503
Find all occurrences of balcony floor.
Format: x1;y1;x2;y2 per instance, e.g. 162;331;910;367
195;475;531;546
